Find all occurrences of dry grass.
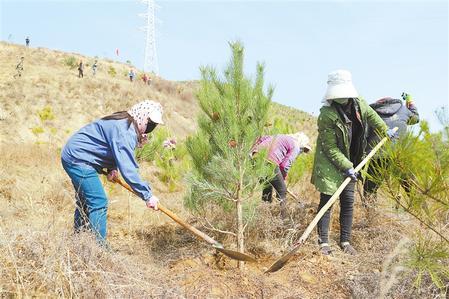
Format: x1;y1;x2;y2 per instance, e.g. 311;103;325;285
0;229;168;297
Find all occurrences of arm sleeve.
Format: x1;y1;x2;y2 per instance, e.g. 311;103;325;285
279;145;301;178
109;129;152;201
319;113;353;172
407;103;420;125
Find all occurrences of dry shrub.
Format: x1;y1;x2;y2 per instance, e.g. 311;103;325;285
245;197;317;256
186;191;318;258
180;89;194;102
154;79;177;94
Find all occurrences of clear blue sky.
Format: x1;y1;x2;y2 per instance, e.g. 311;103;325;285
1;0;448;130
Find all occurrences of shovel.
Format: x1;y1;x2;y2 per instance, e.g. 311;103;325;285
265;128;397;273
102;170;256;262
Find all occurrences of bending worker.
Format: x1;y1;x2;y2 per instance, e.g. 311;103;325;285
251;132;312;218
363;93;420;206
311;70;394;256
61;100;164;244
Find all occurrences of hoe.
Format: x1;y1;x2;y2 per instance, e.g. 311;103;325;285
102;170;256;263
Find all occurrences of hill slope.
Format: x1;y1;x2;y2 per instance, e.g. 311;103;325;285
0;42;315;145
0;42;431;298
0;42;201;145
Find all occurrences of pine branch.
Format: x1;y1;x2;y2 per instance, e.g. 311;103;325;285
199;217;236;237
386;182;449;244
397;198;448;244
409;178;449;207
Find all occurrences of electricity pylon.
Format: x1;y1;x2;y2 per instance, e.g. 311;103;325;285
140;0;159;75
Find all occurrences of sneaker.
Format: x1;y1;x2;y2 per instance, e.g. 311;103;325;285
319;243;332;256
340;242;357;255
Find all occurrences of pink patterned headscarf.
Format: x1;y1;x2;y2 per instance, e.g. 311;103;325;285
127;100;163;133
127;100;164;146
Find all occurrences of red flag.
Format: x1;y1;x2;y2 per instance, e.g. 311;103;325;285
115;48;119;56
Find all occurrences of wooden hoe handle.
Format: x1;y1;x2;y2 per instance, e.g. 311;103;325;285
108;174;218;246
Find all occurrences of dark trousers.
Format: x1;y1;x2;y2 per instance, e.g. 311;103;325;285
363;158;381;196
363;158;412;198
262;166;287;203
317;181;355;244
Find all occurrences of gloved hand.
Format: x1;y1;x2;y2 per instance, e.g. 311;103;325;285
107;169;119;182
401;92;414;108
345;168;358;182
146;195;159;210
386;128;397;139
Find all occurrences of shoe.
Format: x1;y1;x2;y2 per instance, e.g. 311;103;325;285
319;243;332;256
340;242;357;255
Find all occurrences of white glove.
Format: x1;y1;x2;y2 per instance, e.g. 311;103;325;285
146;195;159;210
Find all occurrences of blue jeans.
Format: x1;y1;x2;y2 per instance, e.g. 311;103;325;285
62;159;108;243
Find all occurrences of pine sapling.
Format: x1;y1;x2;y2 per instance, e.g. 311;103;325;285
185;42;273;268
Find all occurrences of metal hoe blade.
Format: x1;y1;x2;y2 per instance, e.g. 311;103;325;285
265;244;302;273
213;243;257;262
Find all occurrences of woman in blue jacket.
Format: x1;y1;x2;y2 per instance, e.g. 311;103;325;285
61;100;163;243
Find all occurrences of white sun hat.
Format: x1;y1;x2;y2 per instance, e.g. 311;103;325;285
289;132;312;151
322;70;359;103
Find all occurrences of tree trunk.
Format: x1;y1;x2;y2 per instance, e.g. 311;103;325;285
236;198;244;269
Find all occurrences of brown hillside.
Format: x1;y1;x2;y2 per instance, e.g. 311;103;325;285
0;42;200;145
0;42;316;146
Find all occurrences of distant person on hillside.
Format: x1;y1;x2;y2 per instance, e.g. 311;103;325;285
363;93;420;207
14;56;24;78
78;60;84;78
25;36;30;47
251;132;312;219
311;70;393;256
128;69;135;82
92;60;98;76
142;73;148;85
61;100;164;245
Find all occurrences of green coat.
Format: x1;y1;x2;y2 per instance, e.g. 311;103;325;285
311;98;387;195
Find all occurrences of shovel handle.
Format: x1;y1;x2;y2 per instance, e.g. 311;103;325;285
104;172;218;246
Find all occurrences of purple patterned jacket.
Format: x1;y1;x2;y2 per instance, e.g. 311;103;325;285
251;135;301;178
